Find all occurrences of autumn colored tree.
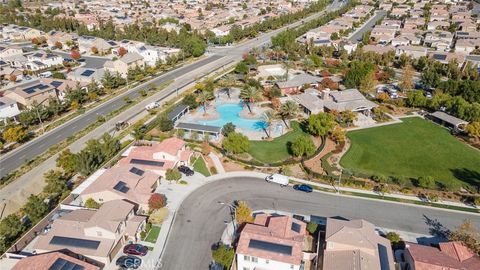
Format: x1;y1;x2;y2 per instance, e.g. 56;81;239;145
90;46;98;54
31;37;40;45
321;78;339;90
71;50;81;60
235;201;254;225
400;64;414;91
54;41;62;49
8;74;17;82
148;193;167;210
2;125;27;143
449;220;480;255
118;47;127;57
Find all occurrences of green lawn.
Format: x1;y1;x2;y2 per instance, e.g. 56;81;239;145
144;226;161;243
340;118;480;190
248;121;309;163
193;156;211;176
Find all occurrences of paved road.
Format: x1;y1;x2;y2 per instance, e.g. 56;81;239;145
55;51;108;69
349;10;387;42
160;177;480;270
0;0;344;179
0;55;222;178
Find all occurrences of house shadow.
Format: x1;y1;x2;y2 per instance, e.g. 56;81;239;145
423;215;451;239
450;168;480;192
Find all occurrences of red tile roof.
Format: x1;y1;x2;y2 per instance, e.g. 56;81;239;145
406;242;480;270
12;251;100;270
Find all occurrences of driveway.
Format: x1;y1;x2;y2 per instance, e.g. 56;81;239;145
159;176;480;270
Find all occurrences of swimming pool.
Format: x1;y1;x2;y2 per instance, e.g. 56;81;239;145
195;103;267;131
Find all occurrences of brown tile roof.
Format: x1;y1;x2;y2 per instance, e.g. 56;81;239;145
406;242;480;270
12;251;100;270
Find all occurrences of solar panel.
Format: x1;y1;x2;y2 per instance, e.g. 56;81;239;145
291;222;301;233
130;158;165;167
33;53;43;57
433;54;447;61
129;167;145;176
248;239;293;255
80;70;94;77
49;236;100;250
113;181;130;193
49;258;85;270
51;81;63;88
22;86;37;94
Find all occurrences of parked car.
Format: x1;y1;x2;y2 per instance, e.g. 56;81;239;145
178;165;194;176
116;255;142;269
123;244;148;256
24;75;32;80
265;174;289;187
293;184;313;193
39;71;52;78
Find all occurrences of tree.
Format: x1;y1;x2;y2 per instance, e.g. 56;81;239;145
23;194;49;223
279;100;298;128
359;71;377;93
90;46;98;54
54;41;62;49
262;110;276;137
43;170;68;195
421;68;440;88
222;122;236;137
197;90;214;115
240;86;262;113
166;168;181;182
84;198;101;209
148;193;167;210
71;50;81;60
386;232;402;245
400;64;414;91
406;90;427;108
307;113;336;137
223;132;250;154
2;125;28;143
212;245;235;269
0;214;25;250
291;135;316;157
157;115;173;132
234;61;249;74
330;125;346;143
449;220;480;255
8;74;17;82
339;110;357;127
52;71;66;79
307;222;318;235
182;93;199;109
465;122;480;140
235;201;254;224
118;47;127;57
344;61;375;89
417;176;436;189
56;149;76;174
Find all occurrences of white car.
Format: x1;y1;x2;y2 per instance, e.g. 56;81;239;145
145;101;160;110
265;174;289;187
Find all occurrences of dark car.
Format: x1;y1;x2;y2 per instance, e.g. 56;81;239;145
178;165;194;176
123;244;148;256
293;184;313;193
116;255;142;269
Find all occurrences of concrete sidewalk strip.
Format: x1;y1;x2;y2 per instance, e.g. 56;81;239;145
208;152;226;174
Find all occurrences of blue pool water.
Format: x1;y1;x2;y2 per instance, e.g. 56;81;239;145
195;103;267;131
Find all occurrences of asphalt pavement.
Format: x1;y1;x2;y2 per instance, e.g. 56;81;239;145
349;10;387;42
160;177;480;270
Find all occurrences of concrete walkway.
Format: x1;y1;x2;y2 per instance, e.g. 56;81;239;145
208;152;226;174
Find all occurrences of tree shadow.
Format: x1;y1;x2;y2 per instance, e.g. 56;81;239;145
450;168;480;192
423;215;450;239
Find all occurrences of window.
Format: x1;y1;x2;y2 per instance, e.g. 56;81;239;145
251;257;258;263
243;255;250;261
98;198;104;202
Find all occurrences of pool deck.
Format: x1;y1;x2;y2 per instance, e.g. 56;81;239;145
180;88;286;140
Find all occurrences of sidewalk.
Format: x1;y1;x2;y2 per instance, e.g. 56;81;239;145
209;152;226;174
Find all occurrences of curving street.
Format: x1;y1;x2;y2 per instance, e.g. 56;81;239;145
159;176;480;270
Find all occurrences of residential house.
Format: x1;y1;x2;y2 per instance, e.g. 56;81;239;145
118;137;193;177
25;51;63;69
2;54;27;69
67;68;105;84
46;30;77;49
322;218;395;270
370;25;397;44
11;251;101;270
236;214;308;270
427;21;450;31
424;31;453;51
395;46;428;59
103;52;145;77
40;78;88;101
429;51;466;66
455;39;480;55
34;200;146;265
322;88;378;113
0;45;23;58
4;82;57;108
79;165;160;212
292;88;324;116
275;73;322;95
404;241;480;270
362;45;395;54
128;44;180;66
0;96;21;123
455;31;480;40
78;36;114;54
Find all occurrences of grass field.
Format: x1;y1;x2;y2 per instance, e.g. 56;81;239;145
248;121;309;163
193;156;211;176
340;118;480;190
144;226;161;243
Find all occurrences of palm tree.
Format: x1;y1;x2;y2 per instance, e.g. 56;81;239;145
282;60;293;81
240;86;262;114
279;100;299;128
223;73;236;87
197;90;214;115
303;58;315;73
262;110;276;138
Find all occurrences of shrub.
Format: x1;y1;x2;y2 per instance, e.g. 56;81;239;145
417;176;436;189
84;198;101;209
179;180;188;185
386;232;401;245
372;175;388;183
210;166;218;175
148;194;167;210
212;245;235;269
306;222;318;235
166;168;181;182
